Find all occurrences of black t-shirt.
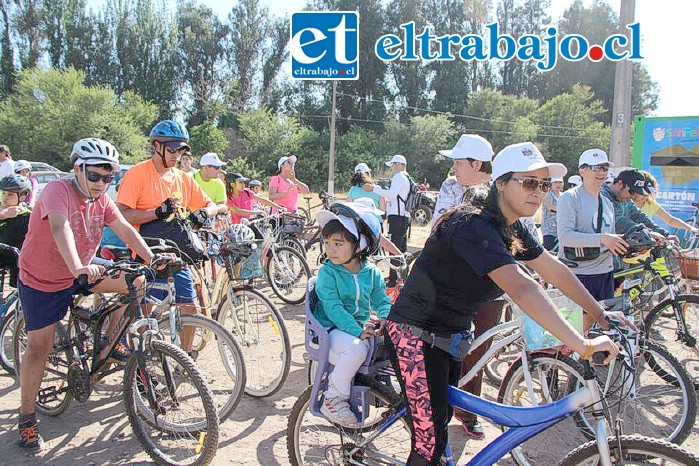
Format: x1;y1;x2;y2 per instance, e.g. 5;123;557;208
389;212;543;333
0;212;30;249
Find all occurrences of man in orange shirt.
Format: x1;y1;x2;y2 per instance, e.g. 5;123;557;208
117;120;219;350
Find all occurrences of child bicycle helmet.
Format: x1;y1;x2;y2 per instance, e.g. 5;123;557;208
0;174;31;194
70;138;120;171
316;201;381;260
13;160;31;174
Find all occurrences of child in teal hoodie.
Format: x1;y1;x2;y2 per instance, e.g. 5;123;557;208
314;202;391;427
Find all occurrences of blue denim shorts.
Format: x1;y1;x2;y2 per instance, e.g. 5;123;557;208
19;278;96;332
147;267;197;304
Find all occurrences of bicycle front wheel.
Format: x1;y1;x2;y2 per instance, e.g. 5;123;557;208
124;340;219;466
216;287;291;397
498;351;592;466
287;374;410;466
265;246;311;304
644;294;699;387
13;313;73;416
558;435;699;465
1;305;18;375
158;312;246;423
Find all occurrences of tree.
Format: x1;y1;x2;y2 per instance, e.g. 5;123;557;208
13;0;44;69
0;0;16;96
178;1;229;125
189;121;229;158
534;84;610;170
0;67;157;168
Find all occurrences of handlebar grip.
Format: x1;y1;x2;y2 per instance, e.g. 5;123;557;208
77;274;88;287
592;351;609;365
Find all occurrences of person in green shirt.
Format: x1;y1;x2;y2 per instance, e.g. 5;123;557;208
193;152;227;207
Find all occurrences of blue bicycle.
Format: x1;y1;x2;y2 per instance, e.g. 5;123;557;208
286;282;699;465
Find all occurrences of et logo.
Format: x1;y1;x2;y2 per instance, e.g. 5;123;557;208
290;12;359;80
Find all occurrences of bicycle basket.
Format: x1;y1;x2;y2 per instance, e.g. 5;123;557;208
678;248;699;280
511;289;584;351
218;239;264;280
282;214;305;234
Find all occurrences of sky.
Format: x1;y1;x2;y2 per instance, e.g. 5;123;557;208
88;0;697;118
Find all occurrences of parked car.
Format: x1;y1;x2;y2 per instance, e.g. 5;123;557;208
29;162;60;172
107;164;133;200
34;170;71;198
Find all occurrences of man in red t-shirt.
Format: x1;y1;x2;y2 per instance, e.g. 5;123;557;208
17;138;165;451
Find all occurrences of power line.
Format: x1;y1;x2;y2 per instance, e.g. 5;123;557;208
293;114;599;140
336;91;594;133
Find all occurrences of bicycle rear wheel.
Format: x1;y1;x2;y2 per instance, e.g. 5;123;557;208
265;246;311;304
287;374;410;466
216;287;291;397
158;312;246;422
559;435;699;465
0;304;18;374
13;313;73;416
124;340;219;466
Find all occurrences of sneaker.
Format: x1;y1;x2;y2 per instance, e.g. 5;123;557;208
18;419;44;452
461;420;485;440
320;395;359;428
108;342;131;364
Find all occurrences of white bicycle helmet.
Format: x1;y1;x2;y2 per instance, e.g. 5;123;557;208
13;160;31;173
70;138;121;171
225;223;256;244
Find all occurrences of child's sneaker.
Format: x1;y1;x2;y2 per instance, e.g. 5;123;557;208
461;420;485;440
321;394;359;428
18;418;44;452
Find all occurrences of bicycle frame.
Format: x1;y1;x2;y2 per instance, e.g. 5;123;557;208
345;369;609;466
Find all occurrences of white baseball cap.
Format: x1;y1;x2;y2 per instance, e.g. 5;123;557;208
354;163;371;173
385;154;407;166
13;160;31;173
200;152;226;167
568;175;582;186
551;177;564;183
278;155;297;169
353;197;385;216
491;142;567;181
578;148;614;167
438;134;493;161
605;171;615;184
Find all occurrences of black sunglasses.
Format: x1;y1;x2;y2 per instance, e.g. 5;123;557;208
85;170;114;184
510;176;552;194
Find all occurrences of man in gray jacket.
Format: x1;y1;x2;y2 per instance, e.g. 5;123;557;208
557;149;628;300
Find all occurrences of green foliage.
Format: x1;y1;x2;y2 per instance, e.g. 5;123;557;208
534;84;610;170
0;67;156;169
189;121;229;158
223;156;265;184
237;107;317;174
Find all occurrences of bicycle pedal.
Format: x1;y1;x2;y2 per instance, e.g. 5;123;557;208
37;386;60;404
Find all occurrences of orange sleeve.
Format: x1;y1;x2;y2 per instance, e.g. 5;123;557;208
116;166;143;209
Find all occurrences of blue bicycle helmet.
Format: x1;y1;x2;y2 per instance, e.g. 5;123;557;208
149;120;190;142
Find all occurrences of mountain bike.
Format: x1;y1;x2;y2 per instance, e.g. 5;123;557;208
13;259;220;466
297;191;336;227
0;243;20;374
287;296;699;465
194;226;292;397
248;213;312;304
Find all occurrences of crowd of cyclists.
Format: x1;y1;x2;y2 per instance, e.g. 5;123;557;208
1;121;698;465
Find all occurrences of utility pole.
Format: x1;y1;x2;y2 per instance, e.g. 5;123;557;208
609;0;636;168
328;81;337;195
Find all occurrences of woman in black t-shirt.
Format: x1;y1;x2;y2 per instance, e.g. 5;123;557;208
385;142;626;466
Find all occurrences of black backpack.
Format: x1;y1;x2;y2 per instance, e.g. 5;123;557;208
398;173;421;216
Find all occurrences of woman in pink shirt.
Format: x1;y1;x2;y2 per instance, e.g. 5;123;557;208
268;155;309;212
226;172;283;223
